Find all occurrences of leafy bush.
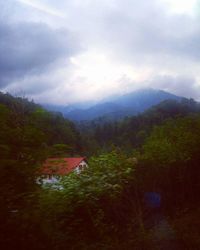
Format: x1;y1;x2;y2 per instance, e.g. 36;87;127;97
38;151;137;249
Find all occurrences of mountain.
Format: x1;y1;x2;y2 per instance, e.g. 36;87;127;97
65;89;182;121
81;98;200;151
43;100;97;114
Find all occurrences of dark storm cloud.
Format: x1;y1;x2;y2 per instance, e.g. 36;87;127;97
0;21;79;88
1;0;200;103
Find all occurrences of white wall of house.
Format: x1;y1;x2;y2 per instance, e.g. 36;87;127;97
37;175;60;185
74;160;88;174
42;175;60;184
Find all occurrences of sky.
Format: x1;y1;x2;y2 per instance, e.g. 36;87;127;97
1;0;200;105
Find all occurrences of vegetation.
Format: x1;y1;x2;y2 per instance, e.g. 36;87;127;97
1;91;200;249
80;98;200;154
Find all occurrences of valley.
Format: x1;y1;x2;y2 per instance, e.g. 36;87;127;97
1;90;200;249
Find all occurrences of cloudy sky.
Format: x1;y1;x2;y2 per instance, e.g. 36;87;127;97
1;0;200;105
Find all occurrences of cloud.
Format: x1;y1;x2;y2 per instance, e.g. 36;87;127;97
1;0;200;104
93;0;200;64
18;0;64;18
0;20;80;88
149;74;200;99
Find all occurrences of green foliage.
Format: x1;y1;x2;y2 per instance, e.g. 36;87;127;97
31;108;81;150
142;116;200;169
50;144;73;157
1;91;200;249
81;98;200;154
37;151;137;249
62;151;135;199
0;92;83;249
139;115;200;210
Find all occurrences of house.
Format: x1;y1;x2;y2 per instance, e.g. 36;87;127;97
39;157;88;184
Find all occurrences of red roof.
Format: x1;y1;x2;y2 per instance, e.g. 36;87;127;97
41;157;86;175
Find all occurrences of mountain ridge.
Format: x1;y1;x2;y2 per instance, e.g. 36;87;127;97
66;89;181;121
42;88;182;121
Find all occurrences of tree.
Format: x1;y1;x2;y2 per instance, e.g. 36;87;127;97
38;151;137;249
140;115;200;210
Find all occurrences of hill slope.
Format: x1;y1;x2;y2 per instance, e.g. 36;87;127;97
65;89;181;121
80;98;200;153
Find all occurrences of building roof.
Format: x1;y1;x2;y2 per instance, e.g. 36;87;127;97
41;157;86;175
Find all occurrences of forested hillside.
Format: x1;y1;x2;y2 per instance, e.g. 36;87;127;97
0;92;82;248
80;98;200;154
0;92;82;155
1;92;200;249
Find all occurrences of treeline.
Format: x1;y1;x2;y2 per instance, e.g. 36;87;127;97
0;92;82;156
0;92;82;248
80;98;200;154
1;92;200;249
34;115;200;250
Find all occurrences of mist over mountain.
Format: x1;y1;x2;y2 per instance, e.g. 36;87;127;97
43;89;182;121
43;100;97;114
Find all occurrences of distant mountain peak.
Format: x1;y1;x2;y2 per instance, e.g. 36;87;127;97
63;89;182;121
